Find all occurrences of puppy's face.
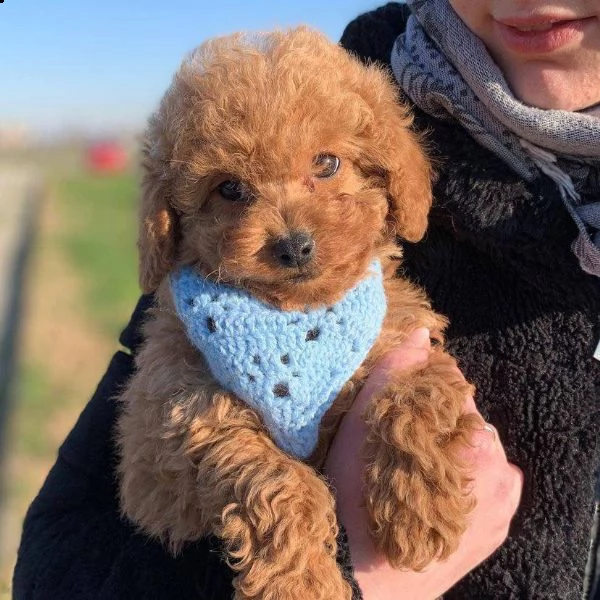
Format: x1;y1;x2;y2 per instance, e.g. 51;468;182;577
140;29;433;310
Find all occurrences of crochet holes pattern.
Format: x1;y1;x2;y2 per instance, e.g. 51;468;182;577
171;260;386;458
305;327;320;341
273;383;290;397
248;357;261;383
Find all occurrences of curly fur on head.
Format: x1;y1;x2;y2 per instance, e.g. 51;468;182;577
138;27;432;305
119;27;479;600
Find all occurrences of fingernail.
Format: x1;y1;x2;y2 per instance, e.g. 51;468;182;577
470;427;495;449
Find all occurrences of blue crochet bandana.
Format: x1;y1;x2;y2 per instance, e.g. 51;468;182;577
170;262;386;458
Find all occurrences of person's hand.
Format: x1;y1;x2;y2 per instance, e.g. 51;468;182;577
324;328;523;600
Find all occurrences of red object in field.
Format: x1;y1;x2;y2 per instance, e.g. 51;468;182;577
87;141;128;173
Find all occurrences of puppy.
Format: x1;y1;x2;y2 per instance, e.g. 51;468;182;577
117;28;480;600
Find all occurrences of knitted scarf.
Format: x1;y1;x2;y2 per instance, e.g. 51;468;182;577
170;262;387;458
391;0;600;277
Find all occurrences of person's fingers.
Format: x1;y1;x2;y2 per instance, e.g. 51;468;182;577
461;427;523;521
376;327;431;370
356;328;431;407
468;426;499;450
506;463;525;514
326;328;433;478
462;393;478;414
459;422;509;469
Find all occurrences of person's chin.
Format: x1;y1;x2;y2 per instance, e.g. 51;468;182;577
503;64;599;111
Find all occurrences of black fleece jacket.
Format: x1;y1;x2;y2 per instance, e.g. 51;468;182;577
14;4;600;600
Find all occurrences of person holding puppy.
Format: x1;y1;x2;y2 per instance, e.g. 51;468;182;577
14;1;600;600
334;1;600;598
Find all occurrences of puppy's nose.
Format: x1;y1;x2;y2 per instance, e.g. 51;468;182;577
272;231;315;268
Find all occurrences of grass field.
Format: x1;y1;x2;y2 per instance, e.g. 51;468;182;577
0;165;139;596
59;173;139;335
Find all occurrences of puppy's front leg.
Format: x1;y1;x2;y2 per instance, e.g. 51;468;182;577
119;389;351;600
192;394;353;600
363;350;481;570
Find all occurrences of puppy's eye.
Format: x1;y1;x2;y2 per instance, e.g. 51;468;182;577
312;154;340;178
217;179;253;202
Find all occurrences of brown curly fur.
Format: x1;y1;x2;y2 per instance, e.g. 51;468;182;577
117;28;482;599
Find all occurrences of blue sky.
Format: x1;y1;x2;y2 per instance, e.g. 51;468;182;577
1;1;386;136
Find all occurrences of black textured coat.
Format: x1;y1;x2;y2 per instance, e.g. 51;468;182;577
342;5;600;599
14;4;600;599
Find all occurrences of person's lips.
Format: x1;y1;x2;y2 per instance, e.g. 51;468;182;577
493;15;596;54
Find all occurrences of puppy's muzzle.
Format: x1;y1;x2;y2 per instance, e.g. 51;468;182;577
272;231;315;268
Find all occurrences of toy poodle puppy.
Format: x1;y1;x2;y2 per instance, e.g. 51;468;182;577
117;28;481;600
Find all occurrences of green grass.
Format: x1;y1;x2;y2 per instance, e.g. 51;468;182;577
57;173;140;337
0;165;143;595
12;363;65;458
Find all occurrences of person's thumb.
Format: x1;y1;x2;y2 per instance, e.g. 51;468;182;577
354;328;431;413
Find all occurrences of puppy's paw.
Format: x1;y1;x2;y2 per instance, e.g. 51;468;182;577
225;461;352;600
363;357;480;569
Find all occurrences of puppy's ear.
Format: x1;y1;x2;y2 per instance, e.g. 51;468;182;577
138;131;178;294
382;119;433;243
358;70;433;242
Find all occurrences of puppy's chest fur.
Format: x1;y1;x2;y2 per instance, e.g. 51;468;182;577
142;262;446;469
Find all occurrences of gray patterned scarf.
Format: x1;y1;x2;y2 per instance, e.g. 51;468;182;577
391;0;600;277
